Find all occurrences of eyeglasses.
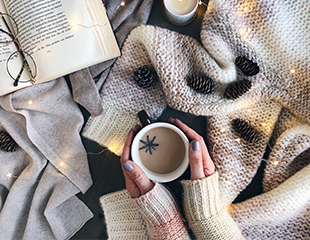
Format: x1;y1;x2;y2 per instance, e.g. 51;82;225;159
0;12;37;87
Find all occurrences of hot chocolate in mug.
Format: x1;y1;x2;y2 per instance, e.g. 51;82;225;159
131;110;189;182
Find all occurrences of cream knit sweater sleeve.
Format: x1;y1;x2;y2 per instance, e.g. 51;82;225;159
100;183;191;240
181;172;244;240
134;183;191;240
100;190;149;239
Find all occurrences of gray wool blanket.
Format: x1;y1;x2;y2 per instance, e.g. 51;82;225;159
0;0;153;239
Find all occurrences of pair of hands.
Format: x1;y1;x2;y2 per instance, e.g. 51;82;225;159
121;118;215;198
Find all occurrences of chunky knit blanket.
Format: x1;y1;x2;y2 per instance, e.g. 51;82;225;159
83;0;310;239
0;1;154;239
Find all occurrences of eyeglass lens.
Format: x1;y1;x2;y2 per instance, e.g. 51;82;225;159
0;13;37;86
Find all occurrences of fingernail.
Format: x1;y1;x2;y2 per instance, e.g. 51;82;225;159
175;118;182;123
168;117;175;121
192;141;200;151
123;161;134;172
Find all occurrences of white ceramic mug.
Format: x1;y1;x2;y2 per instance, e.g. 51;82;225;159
131;111;189;182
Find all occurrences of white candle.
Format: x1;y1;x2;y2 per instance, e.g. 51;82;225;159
163;0;198;25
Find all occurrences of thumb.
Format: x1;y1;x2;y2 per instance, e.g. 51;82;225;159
189;141;205;180
123;161;154;195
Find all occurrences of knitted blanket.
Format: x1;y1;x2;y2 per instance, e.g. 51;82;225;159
0;1;154;239
83;0;310;238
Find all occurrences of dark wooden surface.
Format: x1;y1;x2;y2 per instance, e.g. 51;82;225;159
71;1;261;239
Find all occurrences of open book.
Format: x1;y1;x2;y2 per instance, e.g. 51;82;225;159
0;0;120;96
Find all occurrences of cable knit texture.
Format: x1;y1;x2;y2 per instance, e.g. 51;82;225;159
181;173;243;240
100;190;149;239
92;0;310;238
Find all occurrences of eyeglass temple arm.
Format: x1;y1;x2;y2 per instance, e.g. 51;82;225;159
0;28;14;39
1;13;34;86
0;13;14;37
14;57;34;86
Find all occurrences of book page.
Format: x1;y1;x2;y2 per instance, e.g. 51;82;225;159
1;0;119;95
0;0;33;95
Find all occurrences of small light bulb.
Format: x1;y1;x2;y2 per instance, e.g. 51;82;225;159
28;100;32;105
290;69;296;74
69;22;75;29
7;173;12;177
220;128;226;133
60;162;64;166
261;122;267;127
226;205;231;212
33;47;38;53
235;138;241;143
273;160;279;165
199;1;202;5
120;1;125;6
108;147;112;150
226;180;233;185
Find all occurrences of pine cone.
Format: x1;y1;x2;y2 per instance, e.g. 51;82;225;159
235;56;259;76
134;65;157;88
0;131;17;152
231;118;260;143
223;79;252;100
187;74;215;94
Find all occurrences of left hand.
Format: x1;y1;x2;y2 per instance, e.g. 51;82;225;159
168;118;215;180
120;124;154;198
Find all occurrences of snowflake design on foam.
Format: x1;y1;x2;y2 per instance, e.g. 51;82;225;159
139;135;159;155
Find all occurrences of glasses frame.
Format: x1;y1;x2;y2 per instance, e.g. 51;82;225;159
0;12;37;87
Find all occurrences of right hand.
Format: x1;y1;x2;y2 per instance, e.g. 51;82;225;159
120;124;154;198
169;118;215;180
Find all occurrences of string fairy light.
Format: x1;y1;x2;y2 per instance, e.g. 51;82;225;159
210;114;281;169
226;180;233;185
114;1;126;13
87;148;109;156
0;112;18;128
68;21;108;30
261;158;279;166
198;0;208;7
220;128;226;133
